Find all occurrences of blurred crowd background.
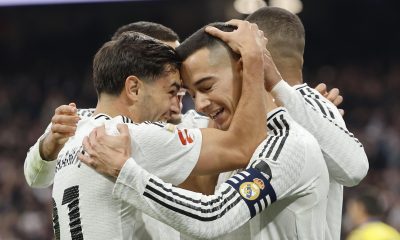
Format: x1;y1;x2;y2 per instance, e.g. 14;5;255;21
0;0;399;239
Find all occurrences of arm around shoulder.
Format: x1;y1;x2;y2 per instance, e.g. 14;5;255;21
271;80;369;186
24;133;57;188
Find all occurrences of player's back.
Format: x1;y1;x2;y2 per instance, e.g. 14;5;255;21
52;114;136;240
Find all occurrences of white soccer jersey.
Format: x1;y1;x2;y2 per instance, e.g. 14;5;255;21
51;113;202;239
24;109;208;240
179;110;209;129
111;108;330;239
24;109;206;188
138;110;209;240
271;80;369;240
24;108;95;188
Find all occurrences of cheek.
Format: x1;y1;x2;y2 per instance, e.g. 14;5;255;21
160;95;171;110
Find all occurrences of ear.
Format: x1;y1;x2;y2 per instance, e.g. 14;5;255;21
235;57;243;78
125;75;142;101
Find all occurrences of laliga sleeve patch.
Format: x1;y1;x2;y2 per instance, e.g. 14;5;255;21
177;129;194;145
226;167;277;218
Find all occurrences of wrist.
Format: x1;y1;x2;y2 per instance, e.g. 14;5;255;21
265;76;283;92
39;134;62;161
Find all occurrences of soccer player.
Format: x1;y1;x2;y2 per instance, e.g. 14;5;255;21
79;20;330;239
23;21;206;240
24;21;184;189
112;21;186;125
26;21;273;239
245;7;369;240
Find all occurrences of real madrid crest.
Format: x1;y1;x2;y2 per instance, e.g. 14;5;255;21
239;182;260;200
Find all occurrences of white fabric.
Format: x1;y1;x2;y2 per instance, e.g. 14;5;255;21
24;109;207;239
50;113;202;239
24;108;94;187
112;108;330;239
271;80;369;240
179;110;209;129
24;126;57;188
141;110;209;240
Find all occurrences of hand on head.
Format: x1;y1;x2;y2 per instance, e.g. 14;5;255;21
205;19;282;91
205;19;267;56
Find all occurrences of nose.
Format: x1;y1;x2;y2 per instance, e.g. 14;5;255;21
170;95;180;114
194;92;211;114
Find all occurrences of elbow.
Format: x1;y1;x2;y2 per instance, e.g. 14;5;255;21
24;166;35;187
343;156;369;187
234;147;252;169
24;169;52;188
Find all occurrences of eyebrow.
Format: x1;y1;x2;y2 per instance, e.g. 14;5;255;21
182;76;213;90
194;77;213;88
170;82;181;91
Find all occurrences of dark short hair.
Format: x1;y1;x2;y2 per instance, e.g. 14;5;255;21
111;21;179;42
246;7;305;57
93;31;181;96
176;22;239;62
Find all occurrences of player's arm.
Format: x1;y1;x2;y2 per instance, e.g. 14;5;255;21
314;83;345;116
80;112;322;239
80;20;281;179
108;120;318;239
268;80;368;186
24;103;80;187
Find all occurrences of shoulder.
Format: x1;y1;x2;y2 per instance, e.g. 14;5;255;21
77;108;95;118
180;110;209;128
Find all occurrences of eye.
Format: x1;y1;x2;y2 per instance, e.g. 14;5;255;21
199;85;212;93
169;90;177;96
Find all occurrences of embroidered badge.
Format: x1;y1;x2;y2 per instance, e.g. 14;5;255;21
239;182;260;200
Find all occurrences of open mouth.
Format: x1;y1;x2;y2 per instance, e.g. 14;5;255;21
209;108;224;120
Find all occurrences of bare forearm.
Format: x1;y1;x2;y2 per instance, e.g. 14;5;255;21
228;52;267;159
178;174;219;195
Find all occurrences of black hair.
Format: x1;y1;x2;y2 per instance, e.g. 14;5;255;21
246;7;305;57
111;21;179;42
93;31;180;96
176;22;239;61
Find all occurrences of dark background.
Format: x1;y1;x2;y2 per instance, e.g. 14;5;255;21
0;0;399;239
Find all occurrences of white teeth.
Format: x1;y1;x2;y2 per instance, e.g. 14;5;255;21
210;109;223;120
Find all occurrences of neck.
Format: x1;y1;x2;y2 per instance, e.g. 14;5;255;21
94;94;140;122
274;57;303;86
279;67;303;86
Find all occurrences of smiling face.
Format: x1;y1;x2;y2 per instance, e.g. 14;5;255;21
181;45;242;130
135;69;181;123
